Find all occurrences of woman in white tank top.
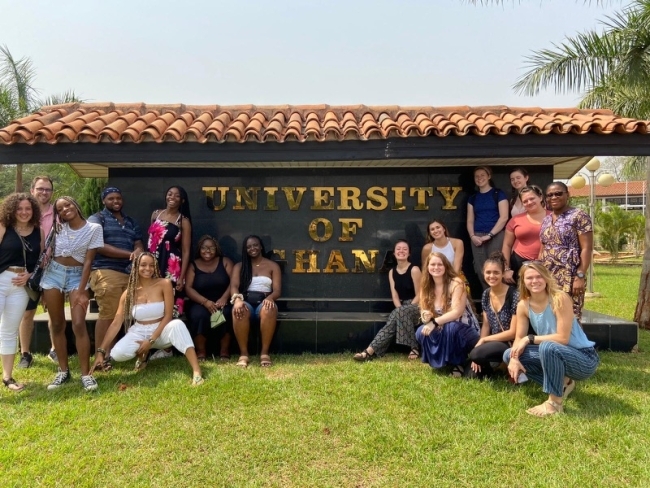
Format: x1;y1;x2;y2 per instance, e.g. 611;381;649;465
420;220;464;274
92;252;204;386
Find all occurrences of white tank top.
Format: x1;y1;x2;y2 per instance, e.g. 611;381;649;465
248;276;272;293
433;239;455;264
132;302;165;322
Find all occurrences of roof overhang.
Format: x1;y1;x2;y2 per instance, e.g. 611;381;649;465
2;103;649;180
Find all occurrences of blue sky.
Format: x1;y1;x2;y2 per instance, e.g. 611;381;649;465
0;0;623;108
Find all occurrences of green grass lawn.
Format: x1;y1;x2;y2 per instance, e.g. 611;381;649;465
1;264;647;487
587;264;643;320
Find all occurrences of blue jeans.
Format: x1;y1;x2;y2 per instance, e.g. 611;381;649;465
41;260;86;293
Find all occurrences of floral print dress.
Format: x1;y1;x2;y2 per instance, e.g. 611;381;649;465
148;212;184;315
540;207;592;322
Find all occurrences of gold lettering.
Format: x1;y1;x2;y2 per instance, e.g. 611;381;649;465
308;218;334;242
391;187;406;210
264;187;279;210
366;186;388;210
339;218;363;242
232;187;260;210
202;186;228;211
409;187;433;211
437;186;462;210
323;250;349;273
310;187;335;210
351;250;379;273
337;187;363;210
292;250;320;273
272;249;286;260
282;187;307;210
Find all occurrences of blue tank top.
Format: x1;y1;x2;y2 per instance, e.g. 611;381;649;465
528;301;594;349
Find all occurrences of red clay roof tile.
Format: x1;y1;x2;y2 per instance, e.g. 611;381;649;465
1;103;649;145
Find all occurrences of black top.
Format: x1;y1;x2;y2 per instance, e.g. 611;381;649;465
0;226;41;273
392;263;416;301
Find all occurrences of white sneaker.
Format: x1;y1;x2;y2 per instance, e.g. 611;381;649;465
81;375;98;392
150;349;173;361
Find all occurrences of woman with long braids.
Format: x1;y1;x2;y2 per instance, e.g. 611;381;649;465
230;235;281;368
0;193;42;392
147;185;192;360
91;252;204;385
42;196;103;391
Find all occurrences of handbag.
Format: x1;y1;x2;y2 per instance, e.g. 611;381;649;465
26;227;56;295
210;309;226;328
21;242;40;302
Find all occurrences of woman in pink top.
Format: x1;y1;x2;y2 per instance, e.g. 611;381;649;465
502;185;550;284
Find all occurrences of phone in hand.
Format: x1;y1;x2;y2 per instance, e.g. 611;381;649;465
517;373;528;384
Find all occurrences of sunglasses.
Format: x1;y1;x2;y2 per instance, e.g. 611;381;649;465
545;191;566;198
522;260;543;267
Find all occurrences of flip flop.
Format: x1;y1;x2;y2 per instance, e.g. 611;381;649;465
407;348;420;360
353;349;375;362
260;355;272;367
192;375;205;386
3;377;25;392
236;356;249;368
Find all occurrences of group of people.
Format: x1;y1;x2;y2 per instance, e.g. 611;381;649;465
355;167;599;417
0;178;282;393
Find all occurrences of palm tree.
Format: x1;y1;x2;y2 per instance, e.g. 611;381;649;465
470;0;650;328
0;45;81;191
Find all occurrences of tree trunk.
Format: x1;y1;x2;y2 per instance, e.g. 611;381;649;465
14;163;23;192
634;165;650;329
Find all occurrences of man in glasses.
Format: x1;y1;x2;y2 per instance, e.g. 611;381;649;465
18;176;57;368
88;187;144;370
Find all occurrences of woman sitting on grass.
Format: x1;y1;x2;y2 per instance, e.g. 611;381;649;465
468;251;518;379
353;239;421;361
92;252;204;386
505;261;599;417
416;252;480;377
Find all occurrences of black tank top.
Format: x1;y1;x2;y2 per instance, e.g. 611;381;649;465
392;263;416;301
0;226;41;273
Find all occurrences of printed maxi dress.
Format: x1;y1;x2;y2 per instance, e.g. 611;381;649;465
148;213;184;315
539;207;592;322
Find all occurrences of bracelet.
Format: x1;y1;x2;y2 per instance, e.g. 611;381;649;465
488;232;494;239
201;298;208;306
230;293;244;305
432;318;439;327
470;234;475;238
96;347;107;356
149;338;156;345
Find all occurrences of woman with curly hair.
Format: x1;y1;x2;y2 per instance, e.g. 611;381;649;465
230;235;281;368
505;261;599;417
0;193;42;391
92;252;204;385
147;185;192;359
416;252;480;377
42;196;103;392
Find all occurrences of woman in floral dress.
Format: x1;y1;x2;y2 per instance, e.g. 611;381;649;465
539;182;593;323
148;186;192;318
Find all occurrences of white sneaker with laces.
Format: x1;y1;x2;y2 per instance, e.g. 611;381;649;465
150;349;173;361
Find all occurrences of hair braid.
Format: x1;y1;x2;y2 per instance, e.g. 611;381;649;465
123;252;161;331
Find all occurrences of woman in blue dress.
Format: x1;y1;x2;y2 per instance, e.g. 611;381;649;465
416;252;480;377
505;261;599;417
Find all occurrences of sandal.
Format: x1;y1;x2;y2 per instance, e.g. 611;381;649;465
563;379;575;399
134;355;148;371
100;359;113;372
2;377;25;392
192;375;205;386
236;356;249;368
407;348;420;360
450;365;465;379
260;354;272;367
526;400;563;417
353;349;375;362
197;356;206;363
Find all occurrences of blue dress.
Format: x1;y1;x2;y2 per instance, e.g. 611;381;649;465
416;303;480;368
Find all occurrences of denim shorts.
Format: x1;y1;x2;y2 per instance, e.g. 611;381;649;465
41;260;87;293
242;301;266;320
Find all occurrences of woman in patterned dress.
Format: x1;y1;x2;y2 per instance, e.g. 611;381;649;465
353;239;422;361
539;182;593;323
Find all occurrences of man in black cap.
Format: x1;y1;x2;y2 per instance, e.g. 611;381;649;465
88;187;144;368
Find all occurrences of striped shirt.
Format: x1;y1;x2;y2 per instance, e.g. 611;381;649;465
53;222;104;264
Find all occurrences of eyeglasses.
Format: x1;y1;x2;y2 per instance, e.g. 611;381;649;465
545;191;566;198
200;246;217;252
35;188;53;193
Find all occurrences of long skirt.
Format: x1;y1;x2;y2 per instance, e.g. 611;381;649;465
416;320;480;369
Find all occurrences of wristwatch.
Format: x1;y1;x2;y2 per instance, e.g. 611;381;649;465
149;338;156;345
527;334;535;345
576;271;586;279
